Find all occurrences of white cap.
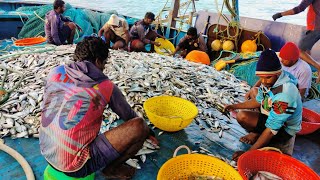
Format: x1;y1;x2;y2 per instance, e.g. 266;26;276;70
107;14;119;26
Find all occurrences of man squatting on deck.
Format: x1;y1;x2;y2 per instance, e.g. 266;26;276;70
45;0;82;45
98;14;130;50
130;12;165;52
225;49;302;160
40;37;158;179
273;0;320;83
170;27;207;58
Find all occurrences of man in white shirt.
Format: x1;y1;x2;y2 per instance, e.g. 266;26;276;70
98;14;130;50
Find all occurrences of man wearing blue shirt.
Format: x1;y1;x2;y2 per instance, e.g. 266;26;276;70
225;49;302;160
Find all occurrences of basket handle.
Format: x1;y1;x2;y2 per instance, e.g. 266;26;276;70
173;145;191;157
258;147;283;154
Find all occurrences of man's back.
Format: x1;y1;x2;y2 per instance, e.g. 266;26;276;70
282;59;312;97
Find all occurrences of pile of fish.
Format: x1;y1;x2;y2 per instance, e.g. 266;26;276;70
0;45;250;169
0;45;250;140
103;49;250;137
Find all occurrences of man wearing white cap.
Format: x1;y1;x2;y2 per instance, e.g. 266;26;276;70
98;14;130;50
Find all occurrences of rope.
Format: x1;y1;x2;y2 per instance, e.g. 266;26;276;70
34;11;45;22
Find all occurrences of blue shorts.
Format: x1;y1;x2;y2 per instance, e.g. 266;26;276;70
253;114;292;143
51;134;120;178
298;30;320;51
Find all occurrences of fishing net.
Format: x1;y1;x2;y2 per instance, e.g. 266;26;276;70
16;3;118;43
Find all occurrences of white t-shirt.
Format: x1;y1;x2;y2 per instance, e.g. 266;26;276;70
282;59;312;97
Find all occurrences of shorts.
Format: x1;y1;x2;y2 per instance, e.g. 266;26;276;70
58;25;72;44
51;134;120;178
298;30;320;51
253;113;292;143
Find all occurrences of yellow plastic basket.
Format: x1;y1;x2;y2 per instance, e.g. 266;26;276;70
157;146;243;180
143;96;198;132
154;38;175;56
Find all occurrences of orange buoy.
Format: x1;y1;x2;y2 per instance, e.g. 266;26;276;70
241;40;257;53
14;37;47;46
185;50;210;65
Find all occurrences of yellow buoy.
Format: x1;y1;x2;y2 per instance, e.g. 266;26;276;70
211;39;222;51
222;40;234;51
241;40;257;53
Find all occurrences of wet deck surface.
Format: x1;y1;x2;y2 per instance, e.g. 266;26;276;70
0;114;319;180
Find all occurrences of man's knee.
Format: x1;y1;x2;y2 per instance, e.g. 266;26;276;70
130;117;149;138
146;31;157;41
250;87;259;99
113;41;125;49
131;40;145;51
236;111;247;125
67;22;77;30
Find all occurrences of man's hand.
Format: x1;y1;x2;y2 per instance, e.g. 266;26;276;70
76;24;83;32
232;151;245;161
272;13;282;21
224;104;235;112
317;70;320;83
244;91;250;100
154;42;161;47
148;128;159;145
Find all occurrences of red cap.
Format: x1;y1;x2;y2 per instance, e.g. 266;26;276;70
279;42;300;61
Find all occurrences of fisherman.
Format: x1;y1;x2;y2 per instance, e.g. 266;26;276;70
225;49;302;160
272;0;320;83
246;42;312;101
98;14;130;50
129;12;165;52
170;27;207;58
45;0;82;45
40;37;157;179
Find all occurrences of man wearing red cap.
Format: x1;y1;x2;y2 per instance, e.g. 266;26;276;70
246;42;312;100
225;49;302;160
272;0;320;83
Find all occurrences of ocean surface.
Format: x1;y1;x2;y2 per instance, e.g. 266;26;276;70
20;0;307;26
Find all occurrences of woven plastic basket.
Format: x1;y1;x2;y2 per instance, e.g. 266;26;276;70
154;38;175;56
238;147;320;180
143;96;198;132
157;146;243;180
297;107;320;135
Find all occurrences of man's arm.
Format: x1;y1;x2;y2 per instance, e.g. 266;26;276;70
109;85;138;121
299;88;307;98
51;15;62;45
60;15;72;22
98;28;104;37
250;128;274;150
198;36;207;52
273;0;313;20
124;30;130;45
225;99;261;111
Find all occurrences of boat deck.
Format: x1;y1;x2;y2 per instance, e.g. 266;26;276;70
0;101;319;180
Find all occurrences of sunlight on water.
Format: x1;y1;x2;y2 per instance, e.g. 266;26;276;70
22;0;306;26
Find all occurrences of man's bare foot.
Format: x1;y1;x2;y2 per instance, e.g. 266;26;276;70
102;164;136;180
240;132;259;145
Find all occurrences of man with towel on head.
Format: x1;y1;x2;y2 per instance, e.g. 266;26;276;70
99;14;130;50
